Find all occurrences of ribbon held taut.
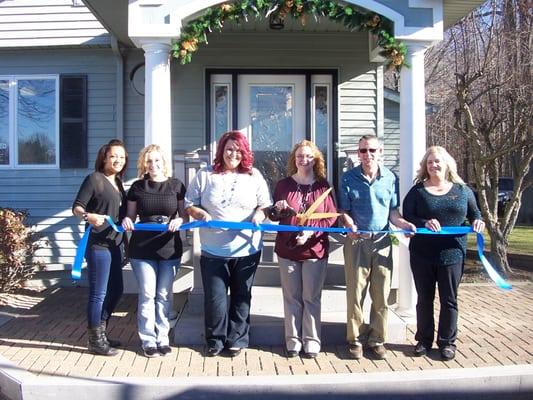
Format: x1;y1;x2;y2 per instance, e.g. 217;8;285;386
70;217;511;291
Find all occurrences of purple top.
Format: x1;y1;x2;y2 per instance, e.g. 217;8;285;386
272;177;337;261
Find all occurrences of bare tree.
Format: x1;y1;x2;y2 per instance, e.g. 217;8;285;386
424;0;532;274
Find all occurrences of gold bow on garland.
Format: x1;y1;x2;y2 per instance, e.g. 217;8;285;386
172;0;408;70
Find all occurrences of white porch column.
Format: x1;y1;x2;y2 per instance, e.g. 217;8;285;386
397;43;429;317
142;41;173;174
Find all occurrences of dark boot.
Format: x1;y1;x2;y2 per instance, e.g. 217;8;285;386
101;320;122;348
87;326;119;356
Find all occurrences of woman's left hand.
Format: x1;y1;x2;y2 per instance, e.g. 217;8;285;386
472;219;485;233
168;217;183;232
251;209;266;226
295;231;312;246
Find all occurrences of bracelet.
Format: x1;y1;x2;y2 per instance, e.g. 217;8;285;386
82;212;89;222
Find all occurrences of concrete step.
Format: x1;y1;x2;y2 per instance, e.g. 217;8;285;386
173;285;407;346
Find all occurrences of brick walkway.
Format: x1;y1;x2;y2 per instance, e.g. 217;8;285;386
0;283;531;379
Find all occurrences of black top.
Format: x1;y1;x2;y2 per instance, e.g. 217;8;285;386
127;176;186;260
72;172;126;249
403;182;481;264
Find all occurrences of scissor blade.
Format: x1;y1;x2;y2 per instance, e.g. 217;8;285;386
303;187;333;217
305;212;341;220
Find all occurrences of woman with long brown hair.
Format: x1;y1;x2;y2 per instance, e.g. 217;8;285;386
72;139;128;356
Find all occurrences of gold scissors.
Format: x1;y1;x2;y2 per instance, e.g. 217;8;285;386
295;187;340;226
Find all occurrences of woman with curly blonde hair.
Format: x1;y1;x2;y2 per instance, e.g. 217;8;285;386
269;140;337;358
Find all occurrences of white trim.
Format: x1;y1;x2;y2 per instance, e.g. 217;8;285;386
0;74;59;170
310;75;333;183
210;74;232;159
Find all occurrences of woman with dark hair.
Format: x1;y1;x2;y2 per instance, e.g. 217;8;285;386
403;146;484;361
185;131;271;357
72;139;128;356
268;140;337;358
122;144;186;358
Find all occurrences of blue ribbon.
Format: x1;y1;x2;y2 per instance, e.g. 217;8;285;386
71;217;511;291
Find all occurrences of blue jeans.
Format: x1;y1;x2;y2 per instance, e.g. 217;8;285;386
130;258;180;348
200;251;261;350
85;246;124;328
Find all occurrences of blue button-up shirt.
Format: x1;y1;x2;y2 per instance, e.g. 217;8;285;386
339;165;399;231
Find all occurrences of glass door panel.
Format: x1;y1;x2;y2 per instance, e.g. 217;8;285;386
238;75;305;190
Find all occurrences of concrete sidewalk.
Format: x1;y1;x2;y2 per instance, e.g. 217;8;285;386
0;283;532;399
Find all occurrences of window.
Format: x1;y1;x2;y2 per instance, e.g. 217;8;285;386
0;75;87;169
0;76;59;168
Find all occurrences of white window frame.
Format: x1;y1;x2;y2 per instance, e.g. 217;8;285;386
0;75;60;169
210;74;232;160
311;75;333;182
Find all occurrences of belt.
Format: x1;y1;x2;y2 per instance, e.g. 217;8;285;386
360;232;387;240
139;215;170;224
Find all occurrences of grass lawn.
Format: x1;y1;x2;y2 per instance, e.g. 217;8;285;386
467;225;533;255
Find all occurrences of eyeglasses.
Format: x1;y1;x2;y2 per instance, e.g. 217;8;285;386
296;155;314;160
358;148;378;154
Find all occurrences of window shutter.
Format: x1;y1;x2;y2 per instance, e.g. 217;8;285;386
60;75;87;168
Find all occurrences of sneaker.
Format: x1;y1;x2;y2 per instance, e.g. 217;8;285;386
348;342;363;359
157;345;172;356
206;347;222;357
143;347;160;358
414;342;430;357
227;347;241;357
304;352;318;359
440;346;455;361
369;344;388;360
287;350;299;358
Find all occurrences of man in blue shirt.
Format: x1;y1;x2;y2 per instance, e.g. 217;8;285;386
339;135;415;360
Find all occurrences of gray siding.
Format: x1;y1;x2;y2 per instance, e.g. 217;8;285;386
0;0;109;48
0;48;118;269
383;98;400;174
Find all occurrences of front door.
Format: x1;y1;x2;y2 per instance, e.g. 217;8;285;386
209;72;333;190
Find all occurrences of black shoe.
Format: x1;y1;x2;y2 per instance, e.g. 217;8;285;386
287;350;299;358
440;346;455;361
143;347;160;358
227;347;241;357
304;352;318;359
414;342;429;357
207;347;222;357
158;345;172;356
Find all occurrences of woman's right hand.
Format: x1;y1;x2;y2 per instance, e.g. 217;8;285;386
87;213;107;228
121;216;135;231
274;200;289;211
198;210;212;222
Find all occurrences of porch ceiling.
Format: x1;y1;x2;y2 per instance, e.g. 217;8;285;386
82;0;485;48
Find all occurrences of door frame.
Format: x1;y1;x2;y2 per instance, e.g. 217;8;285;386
205;68;339;186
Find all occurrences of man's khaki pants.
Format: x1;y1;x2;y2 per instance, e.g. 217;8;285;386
344;234;393;346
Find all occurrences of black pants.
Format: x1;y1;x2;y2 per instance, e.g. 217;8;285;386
410;254;464;349
200;251;261;351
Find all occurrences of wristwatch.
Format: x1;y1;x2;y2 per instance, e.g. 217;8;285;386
82;212;89;222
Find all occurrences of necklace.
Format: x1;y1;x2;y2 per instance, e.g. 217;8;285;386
220;172;238;207
296;183;312;214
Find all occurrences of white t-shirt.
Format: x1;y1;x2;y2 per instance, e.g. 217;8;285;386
185;166;272;257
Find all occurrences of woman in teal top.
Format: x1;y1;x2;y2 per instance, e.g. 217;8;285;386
403;146;484;361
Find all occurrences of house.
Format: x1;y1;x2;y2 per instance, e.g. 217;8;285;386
0;1;485;314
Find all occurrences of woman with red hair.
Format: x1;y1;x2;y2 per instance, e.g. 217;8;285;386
185;131;271;357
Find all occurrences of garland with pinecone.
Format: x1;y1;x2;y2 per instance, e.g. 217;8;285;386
172;0;408;70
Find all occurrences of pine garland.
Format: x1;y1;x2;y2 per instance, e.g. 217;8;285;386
171;0;408;69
